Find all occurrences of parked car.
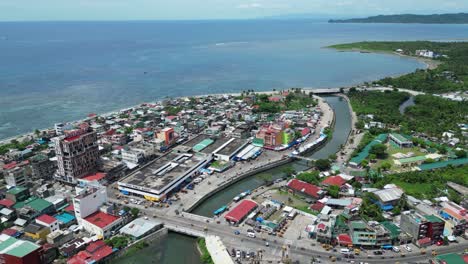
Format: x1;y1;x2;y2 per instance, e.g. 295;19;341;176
236;250;241;258
373;250;383;255
234;230;240;235
404;245;412;252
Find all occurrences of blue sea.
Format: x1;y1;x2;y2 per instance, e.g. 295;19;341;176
0;20;467;139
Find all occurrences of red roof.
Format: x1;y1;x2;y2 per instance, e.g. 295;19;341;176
287;179;322;199
317;223;327;231
36;214;57;225
86;240;106;253
0;199;15;208
3;162;17;170
224;200;257;223
268;96;282;102
321;176;347;187
64;135;81;142
310;202;325;212
91;244;114;262
337;234;352;245
81;173;107;182
64;204;75;212
418;237;432;245
67;251;92;264
83;211;120;229
1;228;19;237
301;127;311;136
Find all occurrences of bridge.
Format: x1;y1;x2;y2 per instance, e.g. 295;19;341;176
291;155;316;162
304;88;341;94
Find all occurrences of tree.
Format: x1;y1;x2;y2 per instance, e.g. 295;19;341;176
327;185;340;198
130;207;139;217
282;166;296;178
328;154;337;161
369;143;387;159
380;161;392;171
455;149;467;158
296;171;320;184
369;154;377;161
258;173;273;184
315;159;331;171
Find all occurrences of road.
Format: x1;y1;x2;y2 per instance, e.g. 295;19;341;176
110;197;467;263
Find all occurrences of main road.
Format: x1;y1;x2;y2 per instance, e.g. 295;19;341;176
109;197;467;264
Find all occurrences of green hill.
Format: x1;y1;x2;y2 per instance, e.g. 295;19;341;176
329;13;468;24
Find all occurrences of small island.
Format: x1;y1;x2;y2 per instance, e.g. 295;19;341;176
329;13;468;24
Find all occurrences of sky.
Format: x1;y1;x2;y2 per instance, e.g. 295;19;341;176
0;0;467;21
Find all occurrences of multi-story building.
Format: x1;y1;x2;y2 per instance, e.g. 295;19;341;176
157;127;176;146
0;234;43;264
52;125;99;184
439;201;468;236
349;221;392;248
29;154;56;180
73;185;107;225
4;167;28;187
400;212;445;246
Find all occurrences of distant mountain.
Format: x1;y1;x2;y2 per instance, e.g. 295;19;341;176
329;13;468;24
260;13;333;21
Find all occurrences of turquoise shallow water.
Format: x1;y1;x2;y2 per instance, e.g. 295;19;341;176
1;20;467;139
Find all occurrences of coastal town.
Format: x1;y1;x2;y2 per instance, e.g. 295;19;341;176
0;79;466;264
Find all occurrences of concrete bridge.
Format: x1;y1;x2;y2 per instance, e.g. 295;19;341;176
292;155;317;162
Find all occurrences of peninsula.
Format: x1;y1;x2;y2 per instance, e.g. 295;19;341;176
329;13;468;24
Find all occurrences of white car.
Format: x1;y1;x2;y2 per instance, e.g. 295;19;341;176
404;245;412;252
236;250;241;259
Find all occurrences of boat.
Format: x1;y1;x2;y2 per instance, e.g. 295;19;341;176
213;205;228;216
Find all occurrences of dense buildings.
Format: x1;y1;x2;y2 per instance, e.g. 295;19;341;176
0;234;43;264
400;212;445;246
29;154;56;180
52;125;99;184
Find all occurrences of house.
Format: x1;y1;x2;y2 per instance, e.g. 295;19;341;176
80;211;123;239
321;175;347;188
372;187;404;211
389;133;413;148
67;240;115;264
0;234;43;264
36;214;60;232
287;179;325;200
24;222;51;240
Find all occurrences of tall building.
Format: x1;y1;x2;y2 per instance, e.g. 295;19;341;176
29;154;56;180
400;212;444;246
73;184;107;225
52;125;99;184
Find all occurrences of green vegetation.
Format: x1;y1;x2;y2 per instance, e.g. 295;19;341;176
329;13;468;24
374;165;468;200
315;159;331;171
359;192;385;222
326;185;340;198
197;238;214;264
330;41;468;93
130;208;140;218
253;89;317;113
348;89;409;124
105;236;129;249
294;205;317;215
296;171;320;184
124;241;149;257
369;143;388;159
348;89;467;137
403;95;468;137
0;139;34;155
164;106;183;116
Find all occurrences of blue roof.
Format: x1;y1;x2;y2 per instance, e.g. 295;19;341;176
381;204;394;211
55;212;75;224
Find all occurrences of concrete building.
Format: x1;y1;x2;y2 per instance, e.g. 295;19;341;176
349;221;392;247
46;230;74;247
36;214;60;232
213;138;248;162
4;167;28;187
5;187;30;203
118;152;210;201
119;218;163;239
80;211;123;239
157;127;176;147
400;212;445;246
389;133;413;148
29;154;56;180
53;126;99;184
372;187;404;211
73;185;107;225
121;148;145;165
24;222;51;240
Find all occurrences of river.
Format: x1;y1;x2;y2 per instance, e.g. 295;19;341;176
115;95;352;263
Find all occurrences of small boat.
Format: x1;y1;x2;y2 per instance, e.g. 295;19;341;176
213;205;227;216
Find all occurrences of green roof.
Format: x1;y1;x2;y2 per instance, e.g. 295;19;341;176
0;237;40;257
350;134;387;165
389;133;411;143
252;138;264;147
435;253;466;264
381;221;401;239
192;139;214;152
12;196;52;212
6;186;28;195
425;214;443;223
397;155;426;164
350;221;367;230
418;158;468;171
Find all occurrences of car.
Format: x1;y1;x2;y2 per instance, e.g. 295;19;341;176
392;246;400;253
236;250;241;259
404;245;412;252
265;242;269;247
241;251;246;259
234;230;240;235
436;240;444;246
373;251;383;255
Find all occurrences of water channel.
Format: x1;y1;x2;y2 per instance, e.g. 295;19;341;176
399;96;415;114
117;95;352;264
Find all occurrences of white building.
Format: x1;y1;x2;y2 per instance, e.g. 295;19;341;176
73;184;107;226
121;148;145;165
80;211;123;239
36;214;60;232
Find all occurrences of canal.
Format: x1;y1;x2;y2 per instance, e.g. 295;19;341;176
113;232;203;264
191;95;352;217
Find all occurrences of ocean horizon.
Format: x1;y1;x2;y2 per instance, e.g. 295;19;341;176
1;20;468;140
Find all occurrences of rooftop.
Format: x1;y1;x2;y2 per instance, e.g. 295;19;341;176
6;186;28;195
120;218;162;238
200;137;231;154
216;138;247;156
120;152;208;194
83;211;120;229
225;200;258;223
36;214;57;225
0;234;40;258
